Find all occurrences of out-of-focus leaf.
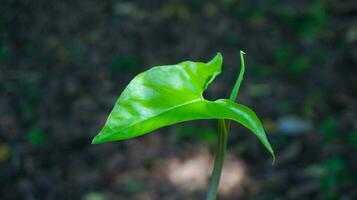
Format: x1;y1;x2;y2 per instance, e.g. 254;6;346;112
92;53;274;159
320;116;338;142
347;131;357;146
274;45;292;64
288;55;310;75
121;179;142;194
27;128;46;145
110;55;140;71
0;44;8;62
178;125;217;143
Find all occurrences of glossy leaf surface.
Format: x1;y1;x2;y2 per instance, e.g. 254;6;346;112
92;53;274;158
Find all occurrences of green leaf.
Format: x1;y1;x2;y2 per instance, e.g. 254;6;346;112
92;53;274;159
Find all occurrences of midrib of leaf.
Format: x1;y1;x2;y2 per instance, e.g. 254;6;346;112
106;98;205;135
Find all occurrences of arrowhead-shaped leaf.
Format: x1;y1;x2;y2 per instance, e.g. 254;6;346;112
92;53;274;159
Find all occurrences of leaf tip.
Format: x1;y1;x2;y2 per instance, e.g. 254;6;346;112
271;153;276;166
240;50;246;55
266;143;275;165
208;52;223;67
91;136;102;145
215;52;223;63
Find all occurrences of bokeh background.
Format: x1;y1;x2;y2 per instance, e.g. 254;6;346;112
1;0;357;199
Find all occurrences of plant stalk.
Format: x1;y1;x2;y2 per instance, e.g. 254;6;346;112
205;50;246;200
206;119;228;200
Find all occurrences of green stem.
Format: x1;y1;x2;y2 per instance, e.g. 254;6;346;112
206;120;228;200
205;50;246;200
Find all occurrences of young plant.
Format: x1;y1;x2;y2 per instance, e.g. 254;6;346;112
92;51;274;200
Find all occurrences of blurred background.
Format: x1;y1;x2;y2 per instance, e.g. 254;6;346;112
1;0;356;199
